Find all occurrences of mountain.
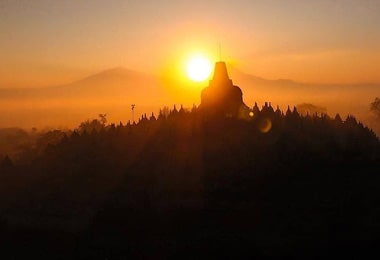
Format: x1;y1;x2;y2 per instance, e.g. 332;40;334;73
0;67;175;128
2;66;378;106
0;67;169;103
228;66;379;120
228;65;380;102
1;66;379;131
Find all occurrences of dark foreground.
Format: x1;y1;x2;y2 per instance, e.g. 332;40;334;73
1;110;380;259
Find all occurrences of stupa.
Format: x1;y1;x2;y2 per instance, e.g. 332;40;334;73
200;61;249;118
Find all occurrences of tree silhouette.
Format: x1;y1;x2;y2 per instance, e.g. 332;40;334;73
78;119;105;133
0;102;379;259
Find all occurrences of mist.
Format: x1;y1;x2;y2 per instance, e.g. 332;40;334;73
2;65;378;134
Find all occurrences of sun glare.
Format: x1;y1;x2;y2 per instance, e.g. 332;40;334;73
186;55;212;82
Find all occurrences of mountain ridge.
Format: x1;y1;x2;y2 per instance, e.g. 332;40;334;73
1;65;380;92
1;65;379;131
0;67;165;100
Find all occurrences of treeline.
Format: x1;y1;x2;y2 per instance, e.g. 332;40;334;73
0;104;379;258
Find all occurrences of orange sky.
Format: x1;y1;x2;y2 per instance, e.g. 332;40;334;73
1;0;380;88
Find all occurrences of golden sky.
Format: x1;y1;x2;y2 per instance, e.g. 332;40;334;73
1;0;380;87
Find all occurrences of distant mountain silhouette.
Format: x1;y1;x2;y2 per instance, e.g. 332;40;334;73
228;65;380;102
0;67;168;102
2;66;379;99
0;67;173;128
1;65;379;130
1;66;378;106
58;67;164;98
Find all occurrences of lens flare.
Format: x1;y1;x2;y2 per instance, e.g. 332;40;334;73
258;118;272;133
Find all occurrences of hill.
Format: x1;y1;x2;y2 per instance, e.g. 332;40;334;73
0;67;171;128
0;109;379;258
229;66;379;111
0;67;167;101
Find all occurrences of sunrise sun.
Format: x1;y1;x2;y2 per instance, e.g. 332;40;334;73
186;55;212;82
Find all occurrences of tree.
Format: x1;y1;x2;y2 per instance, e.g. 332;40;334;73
78;119;104;133
36;130;66;152
370;97;380;119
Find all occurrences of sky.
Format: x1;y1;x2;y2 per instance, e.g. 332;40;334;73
1;0;380;87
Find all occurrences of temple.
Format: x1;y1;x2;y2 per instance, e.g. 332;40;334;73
200;61;249;118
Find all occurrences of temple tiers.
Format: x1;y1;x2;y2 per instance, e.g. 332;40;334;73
200;61;249;118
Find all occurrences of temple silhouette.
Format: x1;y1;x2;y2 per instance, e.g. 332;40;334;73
200;61;250;118
1;59;380;259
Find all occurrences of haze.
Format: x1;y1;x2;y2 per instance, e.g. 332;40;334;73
1;0;380;133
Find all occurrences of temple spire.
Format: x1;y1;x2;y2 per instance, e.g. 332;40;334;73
200;60;249;118
209;61;232;88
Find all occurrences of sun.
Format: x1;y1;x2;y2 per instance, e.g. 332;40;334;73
186;55;212;82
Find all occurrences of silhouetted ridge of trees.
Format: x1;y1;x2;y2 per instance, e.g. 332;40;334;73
0;103;379;258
